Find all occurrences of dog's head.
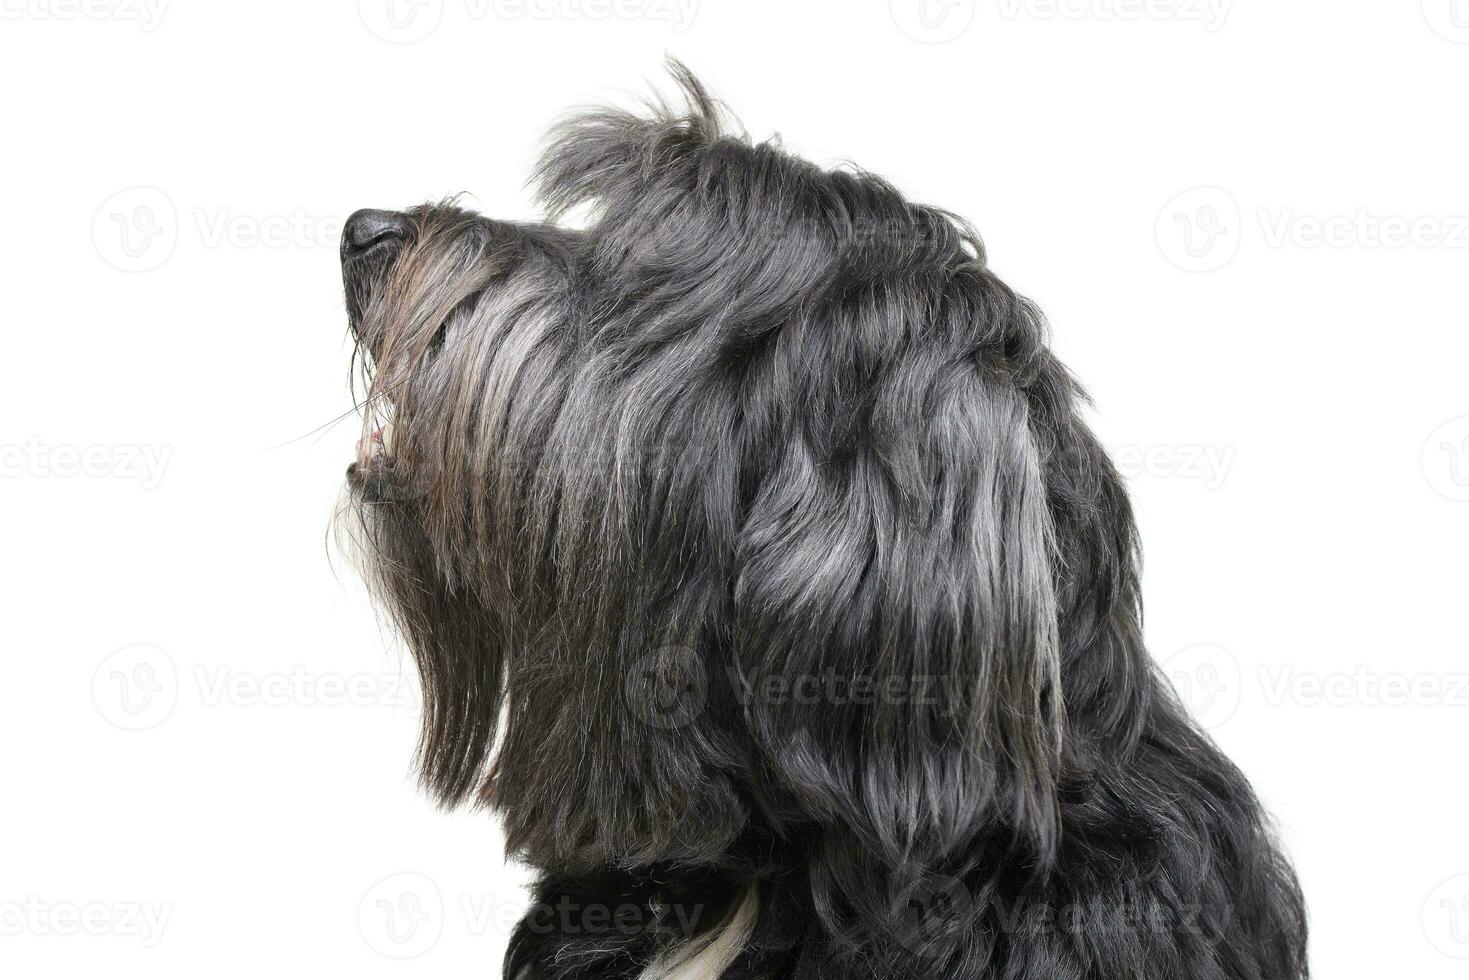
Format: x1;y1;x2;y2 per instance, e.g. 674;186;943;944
339;66;1136;887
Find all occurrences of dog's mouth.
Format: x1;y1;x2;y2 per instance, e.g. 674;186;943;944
346;416;401;499
356;419;397;466
359;419;395;455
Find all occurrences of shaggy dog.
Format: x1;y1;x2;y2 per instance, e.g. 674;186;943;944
339;65;1308;979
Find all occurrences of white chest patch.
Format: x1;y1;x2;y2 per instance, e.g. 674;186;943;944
637;889;757;980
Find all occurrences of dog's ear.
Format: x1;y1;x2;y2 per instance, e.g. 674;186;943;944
732;260;1065;875
529;62;1065;872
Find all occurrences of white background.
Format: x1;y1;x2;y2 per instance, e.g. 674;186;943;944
3;1;1467;976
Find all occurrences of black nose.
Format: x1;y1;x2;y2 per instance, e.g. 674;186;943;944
342;209;410;256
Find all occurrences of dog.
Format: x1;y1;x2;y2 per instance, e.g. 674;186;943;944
338;64;1308;979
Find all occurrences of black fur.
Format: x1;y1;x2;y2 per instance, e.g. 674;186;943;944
338;63;1308;979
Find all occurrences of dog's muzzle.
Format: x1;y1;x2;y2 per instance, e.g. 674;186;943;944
341;208;414;499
